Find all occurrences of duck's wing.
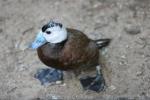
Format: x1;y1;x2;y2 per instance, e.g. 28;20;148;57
59;28;99;68
66;28;90;47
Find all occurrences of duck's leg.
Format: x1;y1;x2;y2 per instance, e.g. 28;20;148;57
80;65;105;92
34;68;63;85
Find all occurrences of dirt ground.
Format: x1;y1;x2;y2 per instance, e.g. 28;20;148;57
0;0;150;99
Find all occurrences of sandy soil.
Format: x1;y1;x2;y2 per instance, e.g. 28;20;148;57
0;0;150;99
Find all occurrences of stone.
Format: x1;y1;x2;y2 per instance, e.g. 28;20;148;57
124;25;141;35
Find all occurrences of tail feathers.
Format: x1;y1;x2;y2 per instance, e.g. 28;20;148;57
94;39;111;49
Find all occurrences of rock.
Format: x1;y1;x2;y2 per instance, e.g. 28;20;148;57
55;80;62;84
136;71;143;76
51;95;59;100
120;55;126;59
109;85;116;91
124;25;141;35
60;83;66;86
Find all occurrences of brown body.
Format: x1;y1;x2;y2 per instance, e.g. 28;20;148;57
37;28;99;70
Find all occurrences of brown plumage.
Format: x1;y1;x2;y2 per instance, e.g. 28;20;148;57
31;21;111;92
37;28;99;70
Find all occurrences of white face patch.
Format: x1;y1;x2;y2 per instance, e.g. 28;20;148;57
43;26;67;43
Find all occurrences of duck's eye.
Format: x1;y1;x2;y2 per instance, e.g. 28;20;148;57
46;31;51;34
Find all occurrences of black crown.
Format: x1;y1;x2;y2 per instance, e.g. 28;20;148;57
42;21;63;32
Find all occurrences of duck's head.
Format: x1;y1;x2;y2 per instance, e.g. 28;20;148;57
31;21;67;49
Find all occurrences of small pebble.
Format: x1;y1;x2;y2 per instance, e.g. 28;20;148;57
109;85;116;91
120;55;126;59
56;81;62;84
136;71;143;76
60;83;66;86
51;95;60;100
119;60;127;65
124;25;141;35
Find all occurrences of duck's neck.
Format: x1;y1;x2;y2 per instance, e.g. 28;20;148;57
47;38;68;49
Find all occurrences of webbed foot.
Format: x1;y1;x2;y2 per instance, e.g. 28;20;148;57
80;65;105;92
34;68;63;85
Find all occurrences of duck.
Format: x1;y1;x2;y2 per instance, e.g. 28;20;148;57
30;21;111;92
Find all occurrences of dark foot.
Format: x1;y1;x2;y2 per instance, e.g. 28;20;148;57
80;65;106;92
34;68;63;85
80;75;105;92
